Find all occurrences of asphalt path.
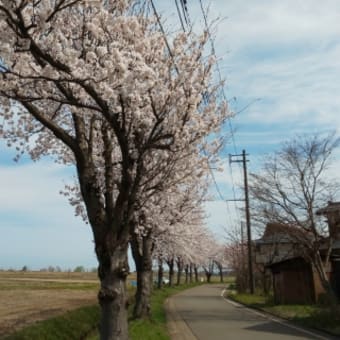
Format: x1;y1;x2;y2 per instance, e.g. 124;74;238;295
167;284;338;340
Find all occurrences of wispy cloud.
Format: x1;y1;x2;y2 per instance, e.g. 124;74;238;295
2;1;340;267
0;161;69;214
212;1;340;130
0;160;97;269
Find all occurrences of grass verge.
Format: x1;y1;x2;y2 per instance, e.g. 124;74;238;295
90;283;202;340
227;291;340;336
5;283;200;340
4;305;99;340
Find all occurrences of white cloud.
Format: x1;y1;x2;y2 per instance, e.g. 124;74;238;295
212;0;340;50
0;159;98;269
228;43;340;126
174;1;337;130
0;161;72;215
151;0;340;130
204;199;241;238
2;0;340;268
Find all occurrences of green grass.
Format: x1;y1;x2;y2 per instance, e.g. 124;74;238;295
228;292;340;336
88;283;202;340
130;283;204;339
228;292;270;307
5;283;201;340
4;305;100;340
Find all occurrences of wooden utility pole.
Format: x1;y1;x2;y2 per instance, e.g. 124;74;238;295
229;150;255;294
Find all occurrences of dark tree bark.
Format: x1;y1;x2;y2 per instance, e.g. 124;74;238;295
130;232;153;319
185;265;189;284
96;233;130;340
167;258;175;286
215;261;224;283
203;260;214;283
194;265;199;282
189;263;193;283
176;258;183;285
157;259;164;289
314;252;339;305
75;146;132;340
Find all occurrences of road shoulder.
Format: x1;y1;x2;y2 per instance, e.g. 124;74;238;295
165;294;197;340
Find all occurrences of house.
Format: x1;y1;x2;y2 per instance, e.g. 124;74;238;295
269;257;316;304
254;203;340;304
254;222;304;266
255;222;320;304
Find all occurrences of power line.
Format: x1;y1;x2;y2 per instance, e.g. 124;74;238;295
180;0;190;26
198;0;238;155
174;0;186;31
149;0;180;75
207;163;235;232
170;0;243;228
151;0;239;230
197;0;243;226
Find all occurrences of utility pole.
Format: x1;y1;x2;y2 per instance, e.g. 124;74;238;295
229;150;255;294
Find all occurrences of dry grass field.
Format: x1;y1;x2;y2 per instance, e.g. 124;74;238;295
0;271;99;338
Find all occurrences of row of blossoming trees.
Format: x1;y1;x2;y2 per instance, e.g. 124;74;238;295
0;1;230;339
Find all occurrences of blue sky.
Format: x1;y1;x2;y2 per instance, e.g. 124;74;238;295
1;0;340;270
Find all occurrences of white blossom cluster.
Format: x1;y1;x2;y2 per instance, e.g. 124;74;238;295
0;0;230;239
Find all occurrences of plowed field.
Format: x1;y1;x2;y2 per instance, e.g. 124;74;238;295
0;271;99;338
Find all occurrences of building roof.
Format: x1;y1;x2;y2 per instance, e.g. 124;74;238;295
316;201;340;215
254;234;295;245
255;222;312;245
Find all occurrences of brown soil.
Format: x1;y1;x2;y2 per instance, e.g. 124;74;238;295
0;272;98;338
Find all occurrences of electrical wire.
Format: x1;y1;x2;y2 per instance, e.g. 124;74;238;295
197;0;242;226
174;0;186;32
151;0;240;229
149;0;180;75
198;0;238;155
180;0;190;26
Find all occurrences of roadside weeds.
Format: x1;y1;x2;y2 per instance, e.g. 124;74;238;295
225;290;340;338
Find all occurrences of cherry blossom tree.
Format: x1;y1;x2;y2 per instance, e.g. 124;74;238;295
224;224;248;292
182;225;220;283
130;157;209;318
0;1;228;338
152;206;207;286
212;243;229;283
201;245;216;282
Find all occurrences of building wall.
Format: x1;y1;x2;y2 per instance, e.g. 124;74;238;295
312;269;325;302
256;243;297;265
331;260;340;300
272;258;315;304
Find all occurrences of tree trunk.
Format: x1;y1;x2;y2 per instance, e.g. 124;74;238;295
189;264;193;283
261;267;271;295
97;239;129;340
130;232;153;319
176;258;183;285
313;251;338;305
168;258;175;286
262;268;267;295
185;265;189;284
157;259;163;289
194;265;199;282
218;264;224;283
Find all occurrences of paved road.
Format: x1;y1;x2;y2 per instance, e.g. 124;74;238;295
166;284;337;340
